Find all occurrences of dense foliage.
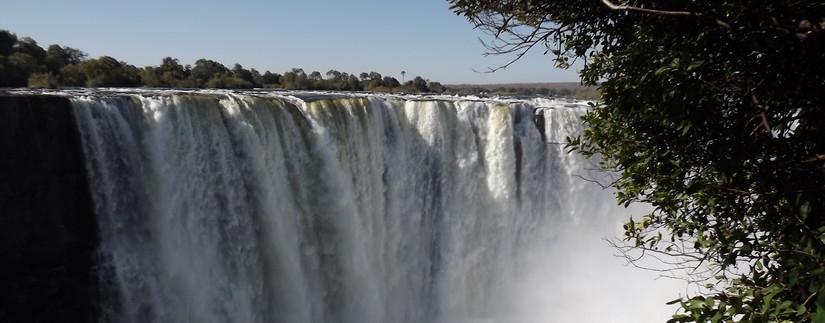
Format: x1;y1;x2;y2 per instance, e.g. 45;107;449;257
0;29;444;93
450;0;825;321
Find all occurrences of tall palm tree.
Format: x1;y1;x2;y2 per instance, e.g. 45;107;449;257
401;70;406;83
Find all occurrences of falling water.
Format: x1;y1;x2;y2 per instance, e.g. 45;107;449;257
70;91;681;323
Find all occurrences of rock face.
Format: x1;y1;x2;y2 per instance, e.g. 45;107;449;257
0;95;99;322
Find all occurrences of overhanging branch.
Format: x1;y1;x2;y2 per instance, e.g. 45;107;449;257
599;0;698;17
803;154;825;163
598;0;731;29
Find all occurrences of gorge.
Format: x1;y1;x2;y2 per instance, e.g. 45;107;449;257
1;90;679;322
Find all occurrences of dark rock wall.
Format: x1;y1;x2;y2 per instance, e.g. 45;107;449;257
0;95;99;322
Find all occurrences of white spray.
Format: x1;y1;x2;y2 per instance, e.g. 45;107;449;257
71;91;682;323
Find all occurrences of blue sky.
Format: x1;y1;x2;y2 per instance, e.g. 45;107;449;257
1;0;581;84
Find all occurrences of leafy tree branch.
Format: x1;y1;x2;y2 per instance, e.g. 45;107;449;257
450;0;825;321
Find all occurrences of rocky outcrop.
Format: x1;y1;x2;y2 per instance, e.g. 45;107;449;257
0;95;99;322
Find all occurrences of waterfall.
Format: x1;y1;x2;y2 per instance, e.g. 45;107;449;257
70;91;680;323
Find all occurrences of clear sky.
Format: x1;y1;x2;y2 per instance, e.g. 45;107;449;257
1;0;581;84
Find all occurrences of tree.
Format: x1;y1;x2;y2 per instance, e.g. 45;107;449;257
361;71;383;90
260;71;281;87
411;76;428;92
76;56;139;87
5;52;40;86
45;44;87;73
189;59;230;88
231;64;257;88
428;81;446;94
381;76;400;89
249;68;262;87
450;1;825;322
345;74;363;91
206;74;253;89
139;66;163;87
59;64;87;86
368;71;382;81
139;57;188;88
325;69;342;81
309;70;323;81
0;33;48;87
14;37;46;63
280;68;310;90
0;30;17;56
159;57;188;85
27;72;59;89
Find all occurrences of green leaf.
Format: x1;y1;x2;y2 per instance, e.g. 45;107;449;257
667;314;693;323
812;309;825;323
687;60;704;71
776;300;793;317
666;298;683;305
790;269;800;287
801;202;812;220
761;289;780;314
680;123;692;136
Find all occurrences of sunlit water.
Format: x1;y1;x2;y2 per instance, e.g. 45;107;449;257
67;90;682;323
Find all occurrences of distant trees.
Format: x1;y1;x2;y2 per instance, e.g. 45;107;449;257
427;81;446;94
27;72;59;89
353;71;402;92
381;76;400;89
411;76;428;92
273;68;424;92
45;45;87;73
0;31;88;88
0;34;44;86
0;28;445;93
259;71;281;87
151;57;191;87
0;30;16;56
445;84;599;99
77;56;140;87
5;51;40;86
280;68;310;90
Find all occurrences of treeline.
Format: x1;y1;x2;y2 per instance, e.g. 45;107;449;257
446;86;600;99
0;30;446;93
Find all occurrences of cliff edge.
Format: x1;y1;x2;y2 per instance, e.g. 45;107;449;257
0;95;99;322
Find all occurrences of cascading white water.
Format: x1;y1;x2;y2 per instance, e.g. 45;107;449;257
71;91;682;323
